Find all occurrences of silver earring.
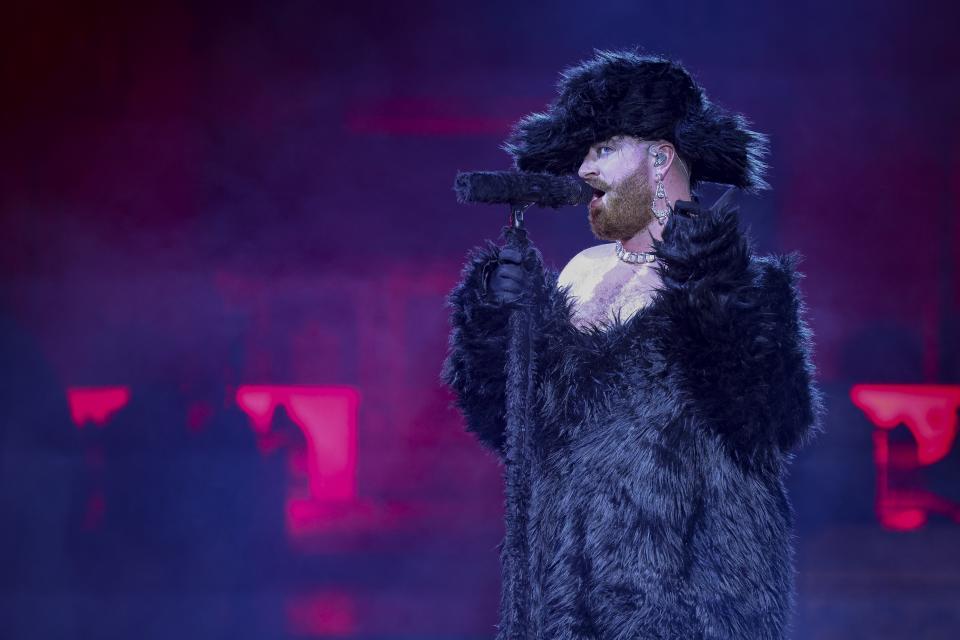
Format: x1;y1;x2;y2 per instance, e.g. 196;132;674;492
654;153;666;167
651;171;671;225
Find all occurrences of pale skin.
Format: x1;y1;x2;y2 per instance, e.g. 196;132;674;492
558;135;692;330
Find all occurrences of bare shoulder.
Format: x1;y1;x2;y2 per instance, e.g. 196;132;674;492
557;243;616;290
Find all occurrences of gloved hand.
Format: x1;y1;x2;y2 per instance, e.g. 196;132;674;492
488;245;528;304
656;186;747;283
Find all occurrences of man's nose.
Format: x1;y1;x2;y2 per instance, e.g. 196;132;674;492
578;155;596;180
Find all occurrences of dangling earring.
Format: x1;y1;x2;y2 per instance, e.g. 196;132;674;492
651;161;672;225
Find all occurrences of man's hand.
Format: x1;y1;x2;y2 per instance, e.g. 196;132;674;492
656;186;746;283
488;246;528;304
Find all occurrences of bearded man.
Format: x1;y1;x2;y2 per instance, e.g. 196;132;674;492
441;50;823;640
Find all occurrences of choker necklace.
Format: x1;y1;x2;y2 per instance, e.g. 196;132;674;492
614;241;657;265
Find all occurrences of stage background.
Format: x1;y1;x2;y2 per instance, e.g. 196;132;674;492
1;1;959;638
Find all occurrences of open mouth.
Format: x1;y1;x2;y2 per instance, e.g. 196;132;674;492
589;188;605;209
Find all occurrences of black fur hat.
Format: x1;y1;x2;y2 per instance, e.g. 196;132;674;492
502;49;770;192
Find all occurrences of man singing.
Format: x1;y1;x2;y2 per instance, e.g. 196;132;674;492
442;49;823;639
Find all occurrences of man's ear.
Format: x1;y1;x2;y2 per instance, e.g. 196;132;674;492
649;141;692;186
649;141;678;173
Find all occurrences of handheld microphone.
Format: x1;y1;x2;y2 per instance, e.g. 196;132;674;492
454;171;593;208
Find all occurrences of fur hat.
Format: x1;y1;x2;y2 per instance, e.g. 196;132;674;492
502;49;770;192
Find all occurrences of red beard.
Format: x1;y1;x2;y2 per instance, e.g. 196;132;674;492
587;166;655;242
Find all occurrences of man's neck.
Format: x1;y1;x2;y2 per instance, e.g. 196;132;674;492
620;189;690;253
620;222;661;254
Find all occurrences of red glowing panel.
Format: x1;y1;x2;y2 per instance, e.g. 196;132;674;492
236;385;360;502
235;387;278;434
66;386;131;428
850;384;960;465
852;384;960;530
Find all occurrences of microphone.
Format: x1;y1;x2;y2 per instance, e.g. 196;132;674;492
454;171;593;208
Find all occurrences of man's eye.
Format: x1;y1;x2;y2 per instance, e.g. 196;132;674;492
598;146;613;156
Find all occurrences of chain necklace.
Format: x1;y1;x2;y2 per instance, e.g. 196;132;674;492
614;240;657;265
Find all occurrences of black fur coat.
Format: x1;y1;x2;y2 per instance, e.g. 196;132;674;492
441;194;823;640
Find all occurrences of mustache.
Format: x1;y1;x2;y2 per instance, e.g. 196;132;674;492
586;180;611;193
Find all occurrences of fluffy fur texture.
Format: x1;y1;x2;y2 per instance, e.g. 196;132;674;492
441;194;824;639
454;171;594;208
502;49;771;193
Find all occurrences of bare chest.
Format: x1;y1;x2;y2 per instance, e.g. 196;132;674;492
560;255;661;330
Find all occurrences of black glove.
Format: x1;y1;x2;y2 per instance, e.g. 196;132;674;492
488;245;529;304
656;186;746;282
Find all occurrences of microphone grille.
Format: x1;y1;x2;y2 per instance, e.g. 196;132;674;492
454;171;593;208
